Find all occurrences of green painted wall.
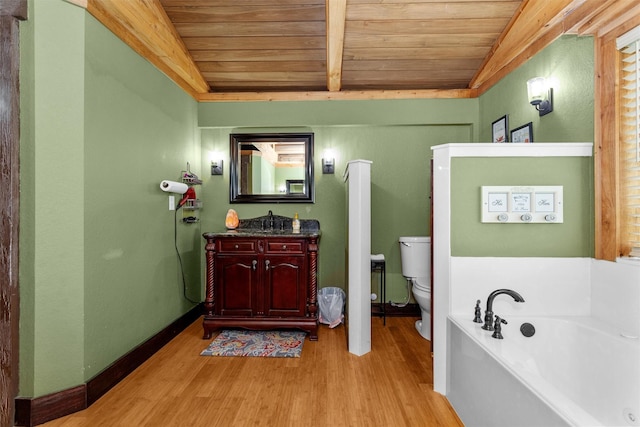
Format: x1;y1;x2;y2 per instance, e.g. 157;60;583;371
17;5;597;400
19;0;200;397
454;35;595;257
451;157;594;256
18;0;36;397
83;10;201;379
19;0;86;398
199;105;477;303
198;35;596;295
198;98;480;129
479;35;594;143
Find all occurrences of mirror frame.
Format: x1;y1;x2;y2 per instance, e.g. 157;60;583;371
229;133;315;203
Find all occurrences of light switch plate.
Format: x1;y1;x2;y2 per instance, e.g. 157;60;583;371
481;185;563;223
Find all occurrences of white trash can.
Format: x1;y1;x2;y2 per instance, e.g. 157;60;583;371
318;287;345;328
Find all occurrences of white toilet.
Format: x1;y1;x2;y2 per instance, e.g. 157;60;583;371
399;236;431;340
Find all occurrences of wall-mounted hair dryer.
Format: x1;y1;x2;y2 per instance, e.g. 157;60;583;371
177;187;196;209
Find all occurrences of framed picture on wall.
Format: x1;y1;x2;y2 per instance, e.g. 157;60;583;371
491;115;509;143
510;122;533;143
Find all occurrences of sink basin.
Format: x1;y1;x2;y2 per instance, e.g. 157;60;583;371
235;213;320;234
239;229;292;234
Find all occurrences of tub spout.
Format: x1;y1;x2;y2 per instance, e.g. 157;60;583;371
482;289;525;331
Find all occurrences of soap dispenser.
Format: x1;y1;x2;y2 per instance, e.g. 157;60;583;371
292;213;300;233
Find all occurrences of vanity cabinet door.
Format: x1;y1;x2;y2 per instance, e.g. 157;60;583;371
203;233;319;340
263;254;307;317
216;254;258;317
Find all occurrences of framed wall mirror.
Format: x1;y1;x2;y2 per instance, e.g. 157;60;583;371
230;133;314;203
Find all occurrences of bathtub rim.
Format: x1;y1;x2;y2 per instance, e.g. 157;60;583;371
448;314;607;427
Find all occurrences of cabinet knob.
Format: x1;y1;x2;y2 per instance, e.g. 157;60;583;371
252;260;257;270
282;245;287;250
265;260;270;270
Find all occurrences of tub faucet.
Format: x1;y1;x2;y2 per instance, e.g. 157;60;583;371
482;289;525;331
473;300;483;323
492;315;507;339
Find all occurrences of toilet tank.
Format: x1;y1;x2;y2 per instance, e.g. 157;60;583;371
399;236;431;279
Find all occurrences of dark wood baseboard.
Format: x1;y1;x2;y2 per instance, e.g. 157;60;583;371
15;304;202;427
371;302;421;317
86;304;202;405
14;385;86;427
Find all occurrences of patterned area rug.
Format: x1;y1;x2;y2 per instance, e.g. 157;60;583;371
200;330;306;357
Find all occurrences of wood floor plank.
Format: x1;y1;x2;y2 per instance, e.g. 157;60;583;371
41;317;463;427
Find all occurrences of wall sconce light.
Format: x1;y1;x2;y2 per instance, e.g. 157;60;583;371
322;158;335;174
322;152;335;174
208;151;223;175
211;159;223;175
526;77;553;116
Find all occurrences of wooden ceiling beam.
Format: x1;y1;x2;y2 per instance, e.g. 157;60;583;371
74;0;639;101
473;0;633;95
84;0;209;98
326;0;346;92
572;0;640;38
470;0;581;92
196;88;477;102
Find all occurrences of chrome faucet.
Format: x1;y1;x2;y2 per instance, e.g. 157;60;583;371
482;289;525;331
268;210;274;230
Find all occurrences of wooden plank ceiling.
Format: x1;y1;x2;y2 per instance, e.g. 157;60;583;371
82;0;640;101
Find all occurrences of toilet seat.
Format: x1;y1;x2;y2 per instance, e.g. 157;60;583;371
410;277;431;292
411;284;431;298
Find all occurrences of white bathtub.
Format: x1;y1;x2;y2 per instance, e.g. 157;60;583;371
447;315;640;427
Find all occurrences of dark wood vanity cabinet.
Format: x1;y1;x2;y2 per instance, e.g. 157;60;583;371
202;233;319;340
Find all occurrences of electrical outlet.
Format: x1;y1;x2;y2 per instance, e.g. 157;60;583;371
169;195;175;211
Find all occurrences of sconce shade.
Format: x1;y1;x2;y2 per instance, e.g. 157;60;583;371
526;77;553;116
322;158;335;174
211;160;223;175
527;77;546;105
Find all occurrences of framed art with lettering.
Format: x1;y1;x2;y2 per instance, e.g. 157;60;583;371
510;122;533;143
491;115;509;143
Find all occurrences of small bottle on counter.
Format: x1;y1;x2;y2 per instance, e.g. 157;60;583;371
292;212;300;233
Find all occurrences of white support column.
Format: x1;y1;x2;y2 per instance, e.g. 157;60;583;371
431;146;452;394
344;159;372;356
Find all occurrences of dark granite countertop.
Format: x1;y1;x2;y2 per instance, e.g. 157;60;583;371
203;229;320;238
203;212;320;239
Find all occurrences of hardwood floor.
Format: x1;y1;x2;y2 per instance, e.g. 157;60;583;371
42;317;463;427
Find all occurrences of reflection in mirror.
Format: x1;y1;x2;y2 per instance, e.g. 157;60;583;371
286;179;304;194
230;133;314;203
